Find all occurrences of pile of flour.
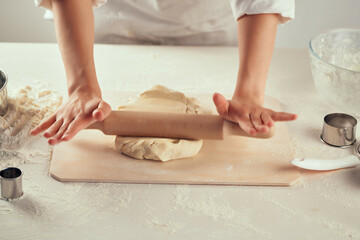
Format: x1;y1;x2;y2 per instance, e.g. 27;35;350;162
0;85;63;150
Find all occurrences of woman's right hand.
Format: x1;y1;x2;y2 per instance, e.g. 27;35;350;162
30;87;111;145
31;0;112;145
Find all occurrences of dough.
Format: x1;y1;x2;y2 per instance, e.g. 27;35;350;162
114;85;211;161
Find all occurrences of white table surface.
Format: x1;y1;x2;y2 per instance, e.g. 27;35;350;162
0;43;359;240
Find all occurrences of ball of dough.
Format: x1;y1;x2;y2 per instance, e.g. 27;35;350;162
114;85;212;162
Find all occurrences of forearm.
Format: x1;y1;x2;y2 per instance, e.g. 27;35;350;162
52;0;99;96
234;14;279;105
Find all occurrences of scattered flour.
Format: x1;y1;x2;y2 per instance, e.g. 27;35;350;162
0;85;62;163
0;150;50;170
172;185;235;221
145;217;185;235
0;85;62;150
171;185;274;239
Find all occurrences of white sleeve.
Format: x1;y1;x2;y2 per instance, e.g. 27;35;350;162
229;0;295;24
35;0;107;9
34;0;107;18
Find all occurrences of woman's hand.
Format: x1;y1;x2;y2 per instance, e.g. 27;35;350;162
31;0;111;145
213;92;297;136
216;13;297;136
30;87;111;145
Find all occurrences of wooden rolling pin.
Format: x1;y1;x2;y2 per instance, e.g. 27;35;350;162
87;110;275;139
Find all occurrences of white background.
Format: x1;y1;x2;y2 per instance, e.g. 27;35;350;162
0;0;359;47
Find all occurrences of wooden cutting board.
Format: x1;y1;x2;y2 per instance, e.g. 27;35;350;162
50;92;300;186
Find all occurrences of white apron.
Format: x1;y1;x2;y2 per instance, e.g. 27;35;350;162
35;0;295;46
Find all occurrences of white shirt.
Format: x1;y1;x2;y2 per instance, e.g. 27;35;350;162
35;0;295;46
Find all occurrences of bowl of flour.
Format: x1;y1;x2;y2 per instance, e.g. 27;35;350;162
309;28;360;116
0;69;8;116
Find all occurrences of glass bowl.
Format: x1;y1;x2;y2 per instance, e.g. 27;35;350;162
309;28;360;116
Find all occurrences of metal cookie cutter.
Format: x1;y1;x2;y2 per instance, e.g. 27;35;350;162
0;167;23;200
0;69;8;116
320;113;357;148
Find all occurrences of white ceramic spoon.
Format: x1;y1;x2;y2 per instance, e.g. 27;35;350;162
291;155;360;171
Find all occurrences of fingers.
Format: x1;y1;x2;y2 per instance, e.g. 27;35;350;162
30;115;56;136
212;93;230;118
250;112;269;133
213;94;297;137
237;110;296;136
31;94;111;145
61;116;94;142
270;111;298;121
213;93;268;135
43;119;63;138
260;112;274;127
48;114;96;145
47;121;72;145
236;116;257;136
92;100;111;121
59;100;111;143
41;101;110;145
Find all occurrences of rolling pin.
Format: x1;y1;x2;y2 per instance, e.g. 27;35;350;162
87;110;275;139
